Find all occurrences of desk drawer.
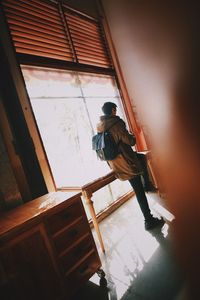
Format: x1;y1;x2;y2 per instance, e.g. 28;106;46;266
53;218;89;254
46;201;83;235
65;253;100;292
59;235;94;272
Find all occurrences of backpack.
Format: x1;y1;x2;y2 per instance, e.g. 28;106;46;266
92;121;119;161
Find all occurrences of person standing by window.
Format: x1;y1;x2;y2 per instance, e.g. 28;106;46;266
96;102;165;230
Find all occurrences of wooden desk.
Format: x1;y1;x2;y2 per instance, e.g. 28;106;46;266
0;191;102;300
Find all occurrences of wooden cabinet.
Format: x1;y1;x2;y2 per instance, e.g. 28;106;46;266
0;225;61;300
0;192;102;300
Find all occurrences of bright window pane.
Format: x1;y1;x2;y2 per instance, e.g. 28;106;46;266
22;66;81;98
82;179;131;219
31;97;110;186
78;73;119;97
21;66;128;188
92;180;132;215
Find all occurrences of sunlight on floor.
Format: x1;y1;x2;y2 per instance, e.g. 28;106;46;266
90;194;173;299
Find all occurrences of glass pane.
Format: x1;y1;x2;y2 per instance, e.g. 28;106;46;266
109;179;132;200
78;73;119;97
92;185;113;215
22;66;81;98
82;179;132;219
30;97;110;187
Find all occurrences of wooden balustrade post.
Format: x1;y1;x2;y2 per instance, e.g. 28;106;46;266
82;190;105;253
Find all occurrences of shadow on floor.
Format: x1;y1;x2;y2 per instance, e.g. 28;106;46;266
71;226;183;300
71;280;110;300
119;227;184;300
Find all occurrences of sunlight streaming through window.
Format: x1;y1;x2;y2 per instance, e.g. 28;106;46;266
22;66;126;187
21;65;132;215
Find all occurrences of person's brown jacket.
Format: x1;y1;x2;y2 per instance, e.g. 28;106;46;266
96;115;142;180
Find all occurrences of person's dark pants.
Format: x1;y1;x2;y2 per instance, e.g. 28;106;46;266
129;175;152;221
136;153;152;188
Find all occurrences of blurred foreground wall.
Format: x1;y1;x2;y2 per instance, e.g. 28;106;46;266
101;0;200;298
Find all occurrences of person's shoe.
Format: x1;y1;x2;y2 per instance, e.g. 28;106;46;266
145;217;165;230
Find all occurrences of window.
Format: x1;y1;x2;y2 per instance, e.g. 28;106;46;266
2;0;133;215
22;65;126;187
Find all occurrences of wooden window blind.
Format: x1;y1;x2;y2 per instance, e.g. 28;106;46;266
2;0;74;61
63;7;112;68
2;0;113;69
